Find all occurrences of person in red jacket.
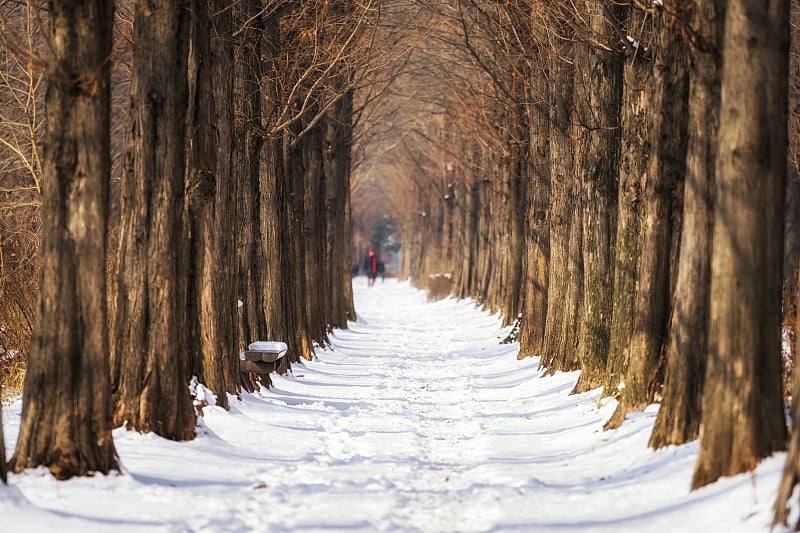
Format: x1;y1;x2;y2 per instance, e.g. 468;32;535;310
363;247;379;287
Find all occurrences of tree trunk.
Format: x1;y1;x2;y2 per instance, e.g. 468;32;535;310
572;1;623;393
236;1;266;351
280;126;313;362
693;0;789;489
605;7;650;396
324;89;356;327
184;0;227;407
606;8;689;429
649;0;723;450
193;0;239;403
541;39;581;374
518;41;550;359
111;0;195;440
500;132;525;324
260;131;288;349
12;0;119;478
302;123;327;345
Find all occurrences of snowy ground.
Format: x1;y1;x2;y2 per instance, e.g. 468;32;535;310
1;278;794;532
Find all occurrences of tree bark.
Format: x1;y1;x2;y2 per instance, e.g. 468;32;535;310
280;126;313;363
12;0;118;478
605;7;650;396
693;0;789;489
517;40;550;359
184;0;226;407
324;90;356;327
606;8;689;430
235;1;266;352
302;123;328;344
111;0;195;440
649;0;723;450
541;38;581;374
572;1;623;393
188;0;239;404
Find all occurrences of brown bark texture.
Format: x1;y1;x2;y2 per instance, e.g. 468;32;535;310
517;40;550;359
604;8;651;397
606;6;689;430
234;0;266;351
572;1;623;393
12;0;119;478
693;0;789;490
324;90;357;327
111;0;195;440
541;38;582;374
185;0;239;407
649;0;723;450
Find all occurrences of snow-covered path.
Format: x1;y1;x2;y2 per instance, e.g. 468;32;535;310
1;279;790;532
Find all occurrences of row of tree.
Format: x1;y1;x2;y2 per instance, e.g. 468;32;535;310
0;0;382;481
352;0;800;520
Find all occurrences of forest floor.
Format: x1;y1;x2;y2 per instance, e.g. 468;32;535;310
1;278;792;532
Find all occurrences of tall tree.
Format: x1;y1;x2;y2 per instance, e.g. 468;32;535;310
324;89;357;327
517;28;550;359
540;20;582;374
183;0;239;407
572;1;623;392
692;0;789;489
207;0;240;396
234;0;267;352
604;7;652;397
111;0;195;440
11;0;118;478
605;4;689;429
649;0;724;449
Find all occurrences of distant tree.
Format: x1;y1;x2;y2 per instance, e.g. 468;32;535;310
11;0;118;478
111;0;195;440
324;91;358;326
776;298;800;527
693;0;788;489
0;0;46;394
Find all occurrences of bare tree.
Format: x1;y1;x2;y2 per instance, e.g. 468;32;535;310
111;0;195;440
649;0;723;449
605;2;689;429
11;0;118;479
693;0;788;490
571;0;623;393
